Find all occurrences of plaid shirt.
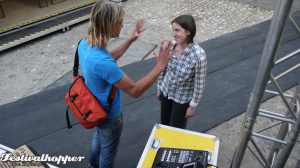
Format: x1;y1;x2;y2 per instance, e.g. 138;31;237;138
157;42;207;107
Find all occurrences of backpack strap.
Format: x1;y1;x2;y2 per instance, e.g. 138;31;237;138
73;39;116;104
72;40;82;77
66;107;72;128
107;86;116;112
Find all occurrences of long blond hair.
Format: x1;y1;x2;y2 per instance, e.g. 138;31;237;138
87;0;124;48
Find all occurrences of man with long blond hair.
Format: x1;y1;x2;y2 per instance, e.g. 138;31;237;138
78;0;171;167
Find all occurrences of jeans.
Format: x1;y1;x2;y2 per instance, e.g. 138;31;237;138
89;114;123;168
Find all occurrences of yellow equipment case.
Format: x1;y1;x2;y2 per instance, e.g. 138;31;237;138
137;124;220;168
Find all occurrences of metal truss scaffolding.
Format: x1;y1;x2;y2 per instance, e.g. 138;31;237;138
230;0;300;167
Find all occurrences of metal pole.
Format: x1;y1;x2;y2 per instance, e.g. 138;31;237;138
265;90;293;98
275;48;300;65
247;146;267;168
252;133;287;145
230;0;294;167
249;138;272;168
272;82;300;168
268;63;300;84
266;82;299;165
270;74;296;119
288;15;300;36
257;121;282;133
266;120;289;165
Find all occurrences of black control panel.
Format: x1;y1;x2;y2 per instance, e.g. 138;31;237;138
152;148;209;168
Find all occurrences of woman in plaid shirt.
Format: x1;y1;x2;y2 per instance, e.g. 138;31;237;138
157;15;207;129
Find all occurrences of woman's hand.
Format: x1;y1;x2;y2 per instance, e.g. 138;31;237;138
129;19;144;42
185;106;196;119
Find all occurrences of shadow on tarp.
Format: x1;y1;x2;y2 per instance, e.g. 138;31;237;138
0;12;300;168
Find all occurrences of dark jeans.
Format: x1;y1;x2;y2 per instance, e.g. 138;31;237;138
160;94;189;129
89;114;123;168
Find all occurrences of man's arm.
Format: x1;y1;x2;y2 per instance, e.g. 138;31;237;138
114;41;171;98
110;20;144;60
110;38;135;60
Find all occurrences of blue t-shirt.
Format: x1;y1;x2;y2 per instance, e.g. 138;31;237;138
78;39;124;119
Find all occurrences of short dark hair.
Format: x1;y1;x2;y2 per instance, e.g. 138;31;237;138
171;15;196;43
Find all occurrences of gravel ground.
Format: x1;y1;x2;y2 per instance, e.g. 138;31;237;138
1;0;299;167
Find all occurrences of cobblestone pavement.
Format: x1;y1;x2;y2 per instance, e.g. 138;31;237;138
2;0;299;167
0;0;273;105
122;0;273;44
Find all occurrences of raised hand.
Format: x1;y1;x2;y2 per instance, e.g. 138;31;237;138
155;40;172;69
129;19;144;41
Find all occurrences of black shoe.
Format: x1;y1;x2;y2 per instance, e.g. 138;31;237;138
88;163;99;168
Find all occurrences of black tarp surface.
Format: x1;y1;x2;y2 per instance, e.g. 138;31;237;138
0;13;299;168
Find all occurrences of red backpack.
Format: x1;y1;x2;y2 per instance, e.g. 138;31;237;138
65;40;115;129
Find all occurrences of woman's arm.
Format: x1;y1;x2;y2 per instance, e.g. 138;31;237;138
185;51;207;118
190;50;207;108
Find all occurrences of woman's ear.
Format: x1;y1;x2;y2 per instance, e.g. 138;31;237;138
187;31;190;35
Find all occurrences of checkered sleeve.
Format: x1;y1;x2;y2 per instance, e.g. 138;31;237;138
190;49;207;107
157;67;167;91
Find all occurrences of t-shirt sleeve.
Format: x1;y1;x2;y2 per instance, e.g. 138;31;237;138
94;59;124;85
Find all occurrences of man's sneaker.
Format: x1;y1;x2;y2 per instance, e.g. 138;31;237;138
88;163;98;168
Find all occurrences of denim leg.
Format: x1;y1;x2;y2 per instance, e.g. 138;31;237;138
89;129;101;168
99;119;122;168
89;115;123;168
